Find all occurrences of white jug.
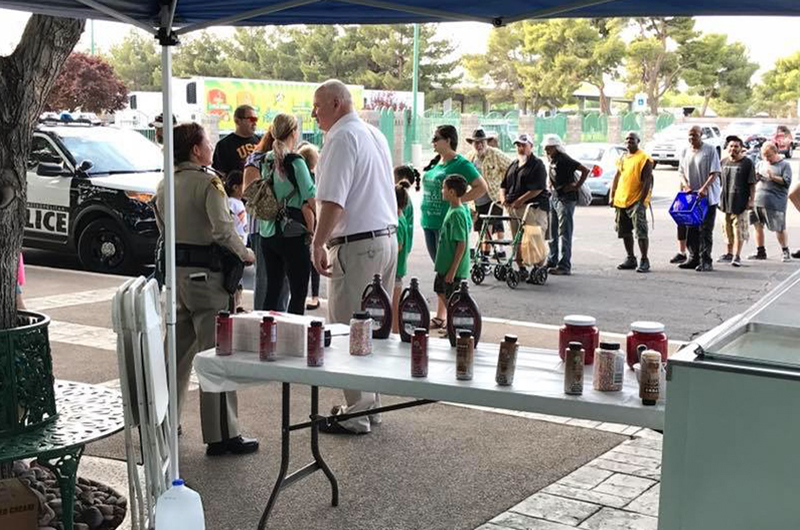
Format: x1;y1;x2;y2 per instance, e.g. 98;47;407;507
155;479;205;530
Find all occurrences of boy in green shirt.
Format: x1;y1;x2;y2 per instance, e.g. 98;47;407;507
434;175;472;320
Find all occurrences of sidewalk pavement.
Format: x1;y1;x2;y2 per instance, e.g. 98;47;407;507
24;265;667;530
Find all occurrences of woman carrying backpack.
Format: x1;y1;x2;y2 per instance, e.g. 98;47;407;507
250;113;317;314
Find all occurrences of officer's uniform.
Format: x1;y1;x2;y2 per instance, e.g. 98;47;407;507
154;162;250;444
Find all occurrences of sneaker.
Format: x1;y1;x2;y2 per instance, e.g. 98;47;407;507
748;251;767;260
695;262;713;272
678;259;700;270
617;256;638;270
717;253;733;263
636;258;651;273
549;267;571;276
731;256;742;267
669;252;687;264
792;250;800;259
783;249;792;263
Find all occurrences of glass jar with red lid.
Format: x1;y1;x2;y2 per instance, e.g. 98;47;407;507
626;321;668;368
559;315;599;365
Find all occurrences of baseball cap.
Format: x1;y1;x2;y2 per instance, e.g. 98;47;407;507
513;133;534;146
149;113;177;129
541;133;563;148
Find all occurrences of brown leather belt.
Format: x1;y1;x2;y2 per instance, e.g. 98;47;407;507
327;226;397;248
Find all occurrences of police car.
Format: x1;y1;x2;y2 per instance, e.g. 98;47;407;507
25;116;162;273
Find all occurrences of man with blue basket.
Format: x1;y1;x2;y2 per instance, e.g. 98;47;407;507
676;125;721;272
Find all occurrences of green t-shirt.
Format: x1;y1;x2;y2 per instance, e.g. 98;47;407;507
396;212;412;278
259;152;316;238
403;202;414;246
421;155;480;230
434;204;472;278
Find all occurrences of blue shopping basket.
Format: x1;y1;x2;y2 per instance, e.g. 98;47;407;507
669;192;709;226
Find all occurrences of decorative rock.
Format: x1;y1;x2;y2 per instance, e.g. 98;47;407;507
82;506;104;529
49;499;63;516
74;524;90;530
39;527;57;530
12;461;29;475
106;496;116;505
98;505;114;516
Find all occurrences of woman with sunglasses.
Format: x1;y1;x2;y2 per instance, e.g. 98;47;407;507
420;125;488;328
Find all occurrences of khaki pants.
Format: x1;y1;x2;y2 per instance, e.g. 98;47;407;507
507;205;550;240
327;235;397;432
175;267;240;444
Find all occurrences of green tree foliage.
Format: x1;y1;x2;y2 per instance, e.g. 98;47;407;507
224;25;458;92
463;25;528;110
106;30;161;91
755;52;800;117
464;20;623;114
625;17;697;115
583;19;627;114
172;31;232;78
680;33;757;116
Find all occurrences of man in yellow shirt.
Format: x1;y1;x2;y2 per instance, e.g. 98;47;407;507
610;132;654;273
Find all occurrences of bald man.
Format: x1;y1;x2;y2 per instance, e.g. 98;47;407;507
311;79;398;435
677;125;721;272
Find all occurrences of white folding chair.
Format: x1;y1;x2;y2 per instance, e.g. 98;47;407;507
132;279;172;501
112;277;146;530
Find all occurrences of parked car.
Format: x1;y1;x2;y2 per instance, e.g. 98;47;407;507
645;123;723;168
25;117;162;273
565;142;627;205
722;120;761;141
744;123;793;158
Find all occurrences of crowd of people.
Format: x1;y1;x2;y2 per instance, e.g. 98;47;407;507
152;88;800;447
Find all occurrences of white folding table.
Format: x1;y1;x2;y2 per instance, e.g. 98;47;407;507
194;335;664;529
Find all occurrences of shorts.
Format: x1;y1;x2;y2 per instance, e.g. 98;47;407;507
722;212;750;245
474;202;504;232
507;205;550;240
750;207;786;232
615;203;648;240
434;273;463;300
395;275;404;289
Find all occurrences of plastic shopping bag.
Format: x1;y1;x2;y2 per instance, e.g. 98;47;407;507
520;225;547;267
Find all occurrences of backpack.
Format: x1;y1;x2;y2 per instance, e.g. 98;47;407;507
245;153;310;238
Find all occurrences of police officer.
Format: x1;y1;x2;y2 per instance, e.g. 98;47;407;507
154;122;258;456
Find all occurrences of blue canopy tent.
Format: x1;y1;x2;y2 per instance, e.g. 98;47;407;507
2;0;798;485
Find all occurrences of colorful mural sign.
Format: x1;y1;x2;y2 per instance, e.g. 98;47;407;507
202;77;364;131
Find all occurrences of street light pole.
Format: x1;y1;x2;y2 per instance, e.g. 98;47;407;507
90;19;95;55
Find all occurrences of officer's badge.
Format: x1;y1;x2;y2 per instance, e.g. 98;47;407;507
211;176;227;197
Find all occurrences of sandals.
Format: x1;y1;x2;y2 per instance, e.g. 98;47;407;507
431;317;446;329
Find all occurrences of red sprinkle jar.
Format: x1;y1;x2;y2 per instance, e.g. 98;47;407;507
558;315;599;365
259;316;277;361
215;311;232;356
626;321;668;368
307;321;325;367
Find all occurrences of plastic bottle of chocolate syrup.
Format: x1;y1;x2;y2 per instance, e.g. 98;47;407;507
361;274;392;339
398;277;431;343
446;281;482;347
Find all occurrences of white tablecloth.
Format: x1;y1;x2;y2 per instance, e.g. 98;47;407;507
194;335;664;430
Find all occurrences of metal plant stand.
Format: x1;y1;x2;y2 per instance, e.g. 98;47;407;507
0;381;124;530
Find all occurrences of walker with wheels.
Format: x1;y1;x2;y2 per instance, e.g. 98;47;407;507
470;202;548;290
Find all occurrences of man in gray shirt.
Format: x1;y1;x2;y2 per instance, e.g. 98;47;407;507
677;125;721;272
749;141;793;262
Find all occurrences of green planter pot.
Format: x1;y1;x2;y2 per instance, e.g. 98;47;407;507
0;311;58;435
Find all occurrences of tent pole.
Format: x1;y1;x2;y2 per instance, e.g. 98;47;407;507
160;41;179;483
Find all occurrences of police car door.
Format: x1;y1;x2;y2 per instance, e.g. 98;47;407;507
26;134;73;244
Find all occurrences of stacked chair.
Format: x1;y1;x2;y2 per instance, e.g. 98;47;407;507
112;278;173;530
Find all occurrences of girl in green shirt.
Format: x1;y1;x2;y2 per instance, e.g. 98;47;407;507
420;125;488;327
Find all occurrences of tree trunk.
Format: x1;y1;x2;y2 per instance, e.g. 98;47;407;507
701;91;712;117
0;15;84;330
598;83;609;114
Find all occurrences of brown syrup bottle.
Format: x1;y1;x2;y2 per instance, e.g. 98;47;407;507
446;281;482;347
398;277;431;343
361;274;392;339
